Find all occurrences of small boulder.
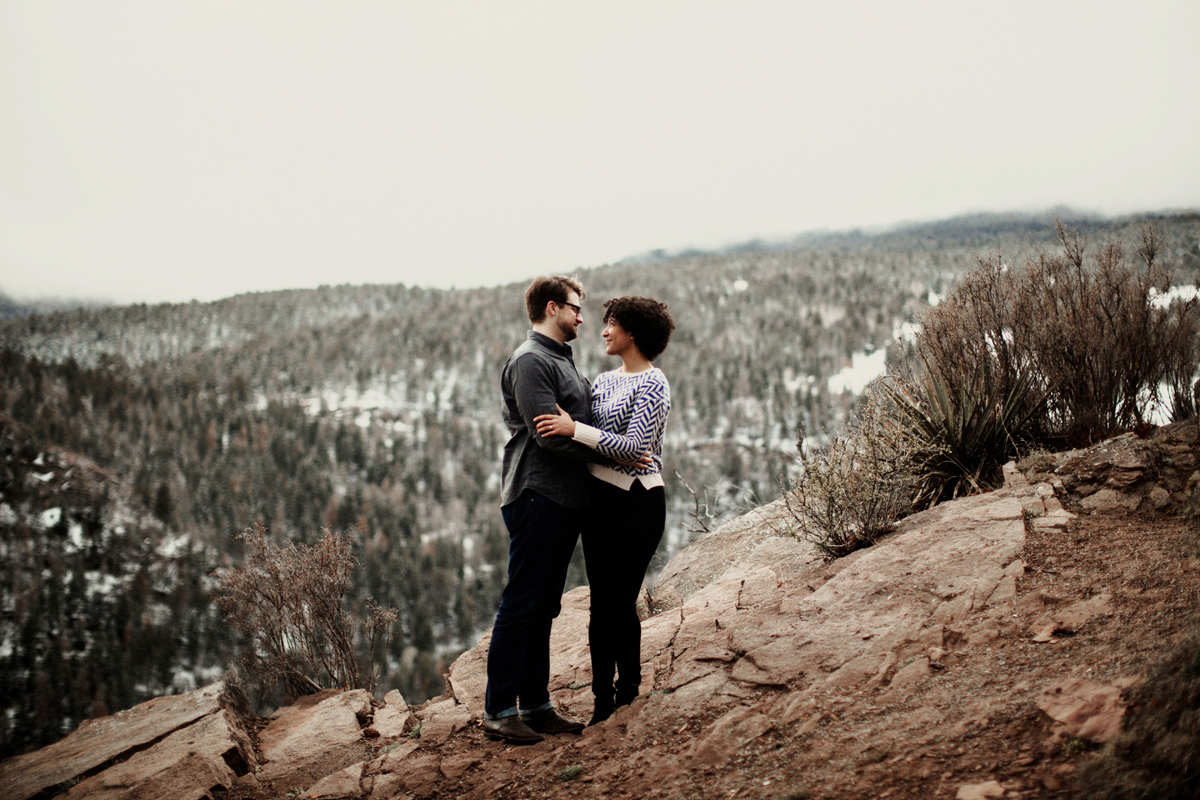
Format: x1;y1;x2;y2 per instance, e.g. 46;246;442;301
371;690;416;738
884;656;931;699
957;780;1005;799
257;690;373;785
1080;487;1141;514
301;761;366;799
1053;592;1113;629
681;706;774;768
1150;485;1172;510
1037;677;1126;742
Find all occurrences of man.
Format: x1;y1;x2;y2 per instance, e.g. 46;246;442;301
482;275;595;744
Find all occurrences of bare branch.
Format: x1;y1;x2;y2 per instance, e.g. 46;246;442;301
215;523;397;699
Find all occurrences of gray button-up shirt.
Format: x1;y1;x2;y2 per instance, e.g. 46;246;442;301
500;331;599;509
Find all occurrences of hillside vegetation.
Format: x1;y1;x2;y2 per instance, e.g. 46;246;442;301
0;210;1196;758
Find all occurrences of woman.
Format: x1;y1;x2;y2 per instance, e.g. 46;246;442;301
534;295;674;724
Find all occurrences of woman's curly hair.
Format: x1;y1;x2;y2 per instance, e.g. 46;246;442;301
603;296;675;361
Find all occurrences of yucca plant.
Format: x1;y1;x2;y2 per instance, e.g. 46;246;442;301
880;365;1043;508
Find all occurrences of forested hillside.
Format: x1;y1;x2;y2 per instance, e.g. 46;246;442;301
1;211;1196;757
0;415;230;757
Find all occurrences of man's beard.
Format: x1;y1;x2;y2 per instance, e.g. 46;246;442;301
557;315;578;342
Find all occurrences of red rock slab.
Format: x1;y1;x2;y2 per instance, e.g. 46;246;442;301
639;606;683;661
547;586;593;692
63;708;255;800
417;703;475;744
447;586;593;711
729;634;818;688
257;690;372;784
0;682;227;800
653;497;794;608
681;706;775;768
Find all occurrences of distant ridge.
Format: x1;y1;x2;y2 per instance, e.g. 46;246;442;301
0;292;38;321
4;209;1197;308
0;290;111;321
618;207;1199;265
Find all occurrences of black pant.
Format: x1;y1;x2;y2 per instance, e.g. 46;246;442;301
582;479;665;705
485;490;582;717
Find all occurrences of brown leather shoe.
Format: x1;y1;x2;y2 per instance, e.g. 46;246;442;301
481;715;544;744
520;706;585;735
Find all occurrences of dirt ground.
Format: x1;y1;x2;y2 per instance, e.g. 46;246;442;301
225;501;1200;800
406;505;1199;800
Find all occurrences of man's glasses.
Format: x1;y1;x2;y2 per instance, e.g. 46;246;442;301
561;301;582;315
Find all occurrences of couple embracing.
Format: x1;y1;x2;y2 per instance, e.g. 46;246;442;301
482;275;674;745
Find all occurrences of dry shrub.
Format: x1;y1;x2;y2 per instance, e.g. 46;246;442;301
785;394;915;559
216;523;397;700
917;221;1199;443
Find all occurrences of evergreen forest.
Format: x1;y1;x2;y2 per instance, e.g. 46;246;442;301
1;210;1196;758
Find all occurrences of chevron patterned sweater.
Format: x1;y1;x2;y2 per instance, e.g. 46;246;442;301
572;366;671;490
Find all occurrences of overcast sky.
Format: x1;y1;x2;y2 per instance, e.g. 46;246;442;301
2;2;1198;305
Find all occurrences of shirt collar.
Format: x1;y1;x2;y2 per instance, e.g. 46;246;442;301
528;330;573;358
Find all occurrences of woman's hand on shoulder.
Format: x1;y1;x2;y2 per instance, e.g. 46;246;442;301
534;405;576;438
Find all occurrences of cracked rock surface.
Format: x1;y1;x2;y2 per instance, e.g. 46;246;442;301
0;683;255;800
8;421;1200;799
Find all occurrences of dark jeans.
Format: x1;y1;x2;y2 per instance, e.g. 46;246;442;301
582;479;665;704
484;489;582;717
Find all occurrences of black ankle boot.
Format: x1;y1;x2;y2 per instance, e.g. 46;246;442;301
615;685;638;709
589;691;615;726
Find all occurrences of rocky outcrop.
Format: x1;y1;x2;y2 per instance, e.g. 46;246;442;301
0;467;1093;798
254;688;373;789
349;467;1039;796
8;422;1197;798
0;683;254;800
421;478;1026;754
62;709;255;800
650;496;801;610
1041;419;1199;513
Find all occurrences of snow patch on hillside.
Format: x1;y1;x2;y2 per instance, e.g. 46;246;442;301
828;348;888;395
